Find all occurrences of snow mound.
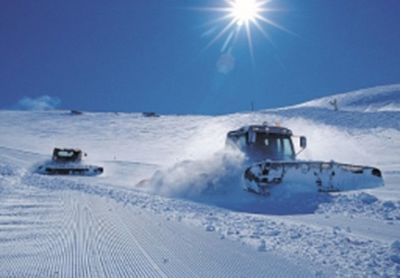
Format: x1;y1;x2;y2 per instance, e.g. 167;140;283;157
294;84;400;112
317;192;400;222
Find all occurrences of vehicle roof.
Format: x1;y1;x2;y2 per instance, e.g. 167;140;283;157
53;148;82;152
227;124;293;137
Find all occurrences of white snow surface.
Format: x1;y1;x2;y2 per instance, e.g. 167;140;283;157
0;85;400;277
290;84;400;112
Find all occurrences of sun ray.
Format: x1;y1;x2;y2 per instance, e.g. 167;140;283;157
205;18;238;50
221;30;236;53
245;21;255;62
252;19;271;41
255;15;296;36
197;0;289;59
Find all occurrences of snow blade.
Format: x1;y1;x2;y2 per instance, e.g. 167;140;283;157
37;164;103;176
243;161;383;195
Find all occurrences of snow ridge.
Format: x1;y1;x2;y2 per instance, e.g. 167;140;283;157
293;84;400;112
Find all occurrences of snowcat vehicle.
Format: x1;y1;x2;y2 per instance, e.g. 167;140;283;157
226;124;383;195
36;148;103;176
142;112;160;117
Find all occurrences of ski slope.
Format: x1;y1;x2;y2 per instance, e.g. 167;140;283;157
0;85;400;277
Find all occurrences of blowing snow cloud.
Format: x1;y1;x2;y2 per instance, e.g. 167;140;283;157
16;95;61;111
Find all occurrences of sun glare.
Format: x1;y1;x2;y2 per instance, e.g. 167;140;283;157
197;0;288;59
229;0;261;26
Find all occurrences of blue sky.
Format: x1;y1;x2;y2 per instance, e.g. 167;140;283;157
1;0;399;114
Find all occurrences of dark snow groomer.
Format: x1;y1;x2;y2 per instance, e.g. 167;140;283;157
37;148;103;176
226;124;383;195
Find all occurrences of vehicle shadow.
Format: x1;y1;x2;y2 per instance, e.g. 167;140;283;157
189;186;335;215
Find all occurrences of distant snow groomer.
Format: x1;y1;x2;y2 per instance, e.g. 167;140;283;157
226;124;383;195
37;148;103;176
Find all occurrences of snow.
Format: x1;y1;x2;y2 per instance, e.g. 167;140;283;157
290;84;400;112
0;85;400;277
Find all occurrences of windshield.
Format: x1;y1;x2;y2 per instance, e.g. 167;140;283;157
53;149;82;162
58;151;75;157
247;133;295;161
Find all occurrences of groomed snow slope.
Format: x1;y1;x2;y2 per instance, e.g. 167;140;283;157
0;85;400;277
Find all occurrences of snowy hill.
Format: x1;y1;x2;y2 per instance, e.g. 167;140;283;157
0;85;400;277
293;84;400;112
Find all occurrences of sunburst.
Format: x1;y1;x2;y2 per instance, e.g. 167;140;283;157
230;0;265;26
198;0;287;58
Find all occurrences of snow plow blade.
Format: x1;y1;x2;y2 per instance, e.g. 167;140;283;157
37;164;103;176
243;161;383;195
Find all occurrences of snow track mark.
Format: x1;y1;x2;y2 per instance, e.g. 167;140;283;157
0;180;315;277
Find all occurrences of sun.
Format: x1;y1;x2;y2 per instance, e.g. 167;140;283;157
229;0;263;26
197;0;288;58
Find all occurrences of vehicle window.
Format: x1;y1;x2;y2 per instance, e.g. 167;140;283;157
58;151;74;157
276;138;282;157
238;136;246;148
282;138;294;159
